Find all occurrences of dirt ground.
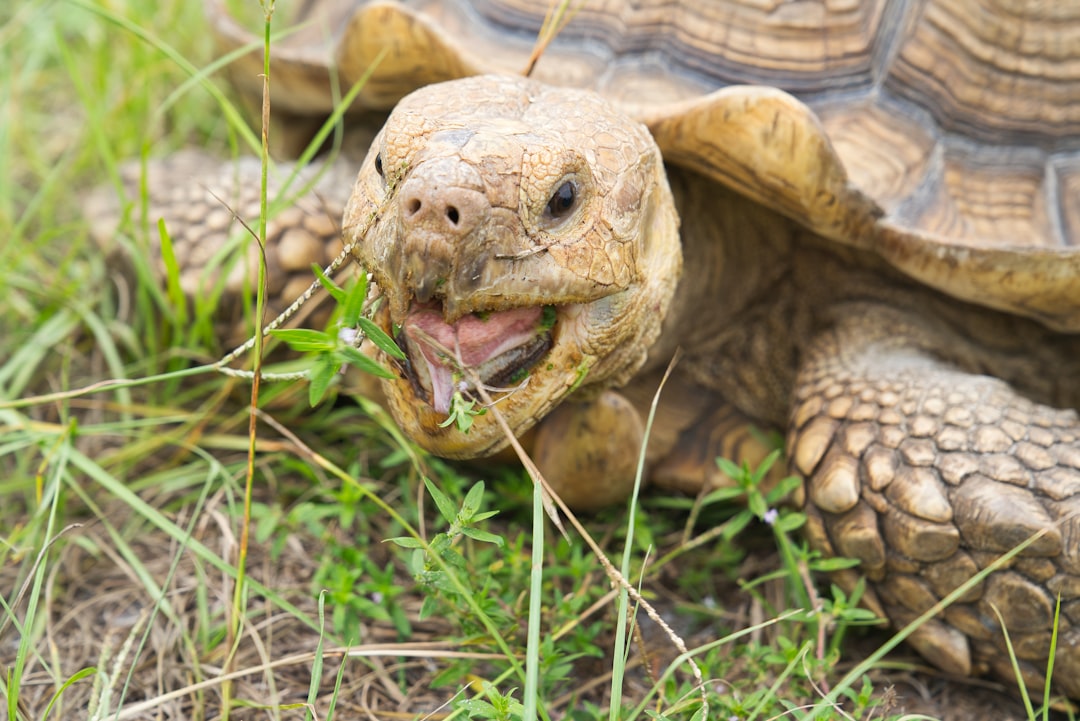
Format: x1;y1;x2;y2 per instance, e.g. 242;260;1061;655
3;498;1071;721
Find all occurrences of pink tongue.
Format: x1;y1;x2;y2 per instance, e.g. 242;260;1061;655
403;304;544;414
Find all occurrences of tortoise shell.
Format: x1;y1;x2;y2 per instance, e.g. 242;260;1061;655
209;0;1080;330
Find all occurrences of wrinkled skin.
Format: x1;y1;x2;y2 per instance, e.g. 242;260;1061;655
344;75;681;460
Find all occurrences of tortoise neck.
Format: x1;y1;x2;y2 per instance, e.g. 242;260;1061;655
652;165;795;349
642;165;803;424
652;164;1080;426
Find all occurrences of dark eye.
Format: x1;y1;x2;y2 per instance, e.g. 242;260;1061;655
374;153;384;177
545;181;577;220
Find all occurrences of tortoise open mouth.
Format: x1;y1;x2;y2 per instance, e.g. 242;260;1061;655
396;302;556;414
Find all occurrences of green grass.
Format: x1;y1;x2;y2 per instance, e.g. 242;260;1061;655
1;1;1071;720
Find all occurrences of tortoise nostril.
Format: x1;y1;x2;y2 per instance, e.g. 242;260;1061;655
397;173;487;236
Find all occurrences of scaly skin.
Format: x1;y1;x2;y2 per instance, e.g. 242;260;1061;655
667;173;1080;695
338;74;1080;696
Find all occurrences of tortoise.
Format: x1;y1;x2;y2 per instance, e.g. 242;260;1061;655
94;0;1080;700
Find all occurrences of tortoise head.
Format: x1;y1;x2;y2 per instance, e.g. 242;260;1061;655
343;74;681;459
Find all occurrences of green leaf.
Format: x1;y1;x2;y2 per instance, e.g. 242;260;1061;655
358;316;406;359
722;509;754;540
715;457;745;482
811;556;862;572
747;492;768;519
157;218;187;328
458;698;498;718
351;597;391;622
700;485;747;505
765;474;803;504
438;393;485;433
461;527;504;546
844;608;882;623
407;549;425;576
308;354;341;406
439;405;476;434
337;345;396;379
539;304;557;330
312;262;346;303
270;327;337;352
424;477;459;526
386;536;424;549
419;594;440;620
774;511;806;533
750;448;782;484
341;272;368;327
462;481;486;517
390;604;413;639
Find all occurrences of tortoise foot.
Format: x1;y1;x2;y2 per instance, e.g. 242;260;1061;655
793;306;1080;697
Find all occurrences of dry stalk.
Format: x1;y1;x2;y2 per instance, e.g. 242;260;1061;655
522;0;584;77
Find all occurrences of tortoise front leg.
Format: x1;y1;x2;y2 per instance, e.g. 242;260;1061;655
791;303;1080;696
530;390;645;511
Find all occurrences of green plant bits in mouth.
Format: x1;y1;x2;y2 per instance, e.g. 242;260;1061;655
539;305;557;330
507;365;531;385
399;302;557;415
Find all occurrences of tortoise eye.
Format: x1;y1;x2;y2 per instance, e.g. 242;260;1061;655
545;181;577;221
374;153;384;178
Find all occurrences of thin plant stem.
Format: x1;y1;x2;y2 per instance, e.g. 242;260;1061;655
523;461;544;721
225;3;274;717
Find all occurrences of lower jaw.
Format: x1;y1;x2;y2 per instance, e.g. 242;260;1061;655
379;377;529;458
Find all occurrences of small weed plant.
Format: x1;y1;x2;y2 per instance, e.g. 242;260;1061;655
714;451;881;678
633;450;887;720
390;478;507;631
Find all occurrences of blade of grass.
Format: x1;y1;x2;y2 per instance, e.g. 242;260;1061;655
3;421;72;721
523;458;544;721
40;667;97;721
992;603;1037;720
66;0;259;156
223;4;275;716
1043;593;1062;720
610;351;707;719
